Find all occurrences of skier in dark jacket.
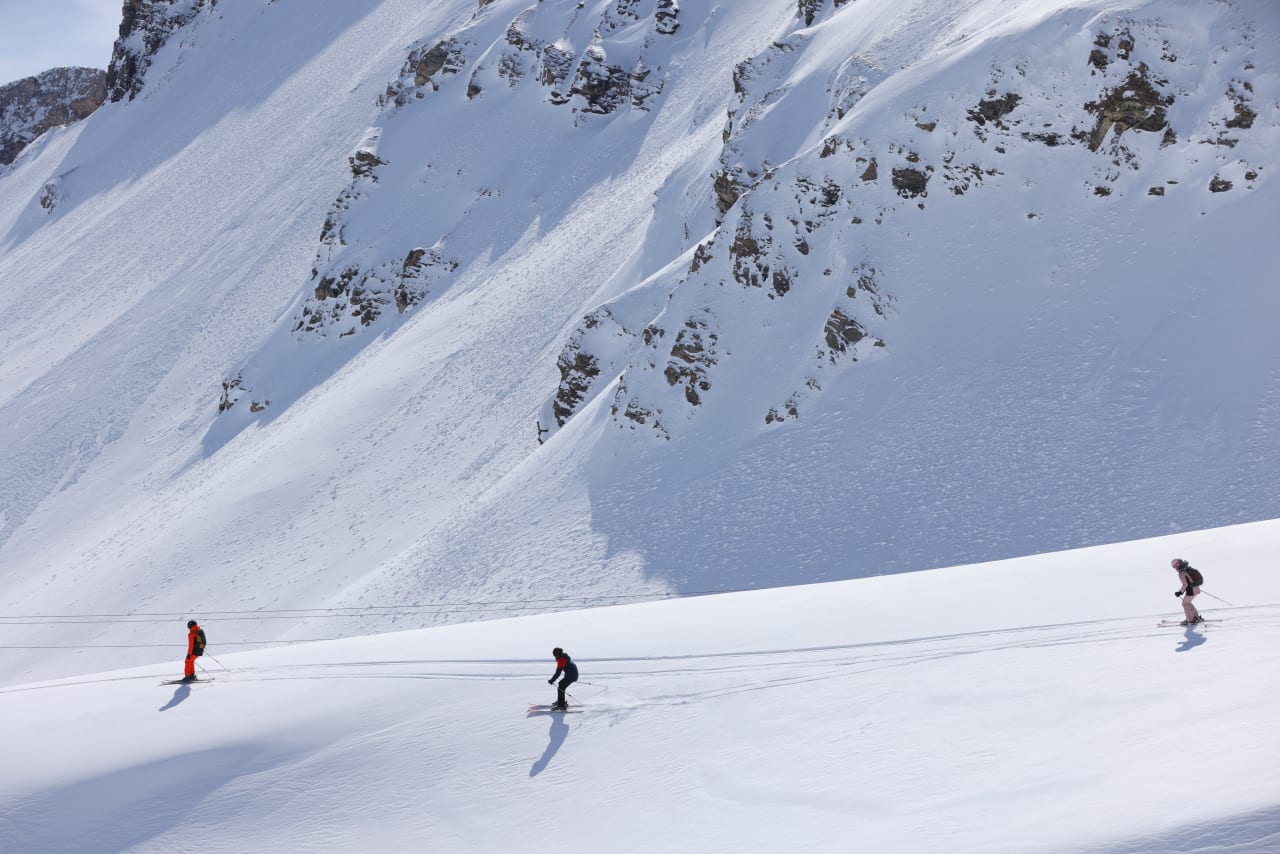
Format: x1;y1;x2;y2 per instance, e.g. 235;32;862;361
1171;559;1203;625
182;619;207;682
548;647;578;710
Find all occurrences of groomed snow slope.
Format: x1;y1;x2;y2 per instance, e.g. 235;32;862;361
1;520;1278;853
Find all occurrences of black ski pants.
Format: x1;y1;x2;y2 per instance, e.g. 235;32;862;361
556;676;577;706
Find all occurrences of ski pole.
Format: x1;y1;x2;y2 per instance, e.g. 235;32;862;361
1198;589;1234;607
206;653;230;672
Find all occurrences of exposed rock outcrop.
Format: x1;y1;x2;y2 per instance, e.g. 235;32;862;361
569;46;634;115
1082;64;1173;152
655;0;681;36
797;0;856;27
385;0;678;119
967;92;1021;138
662;314;719;406
0;67;106;165
106;0;218;102
294;245;458;337
891;166;931;198
291;127;461;337
39;175;70;211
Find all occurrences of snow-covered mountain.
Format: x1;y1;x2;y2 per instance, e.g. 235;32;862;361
2;520;1278;853
0;67;105;166
0;0;1277;684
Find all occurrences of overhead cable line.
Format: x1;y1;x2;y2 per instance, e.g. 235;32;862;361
0;605;603;625
0;590;720;622
0;637;348;650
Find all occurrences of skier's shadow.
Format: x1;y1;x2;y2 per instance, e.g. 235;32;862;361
529;714;570;777
158;685;191;711
1175;627;1207;653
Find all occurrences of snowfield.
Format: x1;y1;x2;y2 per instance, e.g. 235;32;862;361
0;0;1278;848
1;520;1278;853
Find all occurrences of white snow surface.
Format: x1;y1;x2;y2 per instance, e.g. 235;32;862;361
2;1;1276;848
1;520;1278;853
0;0;1277;689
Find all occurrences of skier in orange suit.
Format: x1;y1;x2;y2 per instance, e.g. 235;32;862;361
183;619;206;682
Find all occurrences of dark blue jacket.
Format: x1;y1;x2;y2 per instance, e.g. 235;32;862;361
551;653;578;682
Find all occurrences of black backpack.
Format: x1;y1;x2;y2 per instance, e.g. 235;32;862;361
193;628;207;656
1185;566;1204;587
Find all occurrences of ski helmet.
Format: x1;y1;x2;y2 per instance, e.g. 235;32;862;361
1170;558;1184;569
187;620;198;628
552;647;563;657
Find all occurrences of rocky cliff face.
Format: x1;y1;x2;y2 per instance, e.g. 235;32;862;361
543;1;1270;441
106;0;218;102
0;67;106;166
276;0;684;347
208;0;1272;445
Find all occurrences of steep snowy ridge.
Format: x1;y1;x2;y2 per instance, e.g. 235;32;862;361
0;0;1276;685
355;0;1278;602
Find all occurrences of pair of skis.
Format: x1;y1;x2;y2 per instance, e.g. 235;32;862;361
1157;619;1221;628
159;677;214;685
528;703;582;714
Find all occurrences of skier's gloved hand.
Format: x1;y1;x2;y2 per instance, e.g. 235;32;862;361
1175;591;1183;597
548;678;556;684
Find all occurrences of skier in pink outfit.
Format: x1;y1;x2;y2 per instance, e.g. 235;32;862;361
1171;558;1203;625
